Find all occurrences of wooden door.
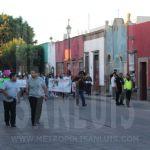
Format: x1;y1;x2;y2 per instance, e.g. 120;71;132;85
140;62;147;100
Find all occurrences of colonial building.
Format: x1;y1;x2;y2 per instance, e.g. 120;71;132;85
128;21;150;100
55;35;84;77
40;42;56;75
84;26;105;93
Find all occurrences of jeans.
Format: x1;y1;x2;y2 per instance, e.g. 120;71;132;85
79;90;86;106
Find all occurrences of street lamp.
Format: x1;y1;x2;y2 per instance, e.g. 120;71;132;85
50;36;53;42
66;19;71;36
66;19;72;73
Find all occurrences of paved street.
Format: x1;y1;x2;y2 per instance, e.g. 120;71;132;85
0;96;150;150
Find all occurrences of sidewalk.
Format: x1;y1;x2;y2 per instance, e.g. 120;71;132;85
84;93;149;102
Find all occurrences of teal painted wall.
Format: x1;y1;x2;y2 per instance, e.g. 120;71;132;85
40;43;49;63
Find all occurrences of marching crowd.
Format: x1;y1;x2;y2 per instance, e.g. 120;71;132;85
0;70;92;128
0;69;133;128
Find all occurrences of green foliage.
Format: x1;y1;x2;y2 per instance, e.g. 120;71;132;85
0;13;35;71
31;45;45;73
0;38;26;70
16;45;44;73
0;14;35;45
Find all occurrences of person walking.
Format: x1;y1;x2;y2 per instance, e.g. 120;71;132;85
85;74;92;96
1;73;20;127
124;74;133;107
78;73;87;107
27;70;48;126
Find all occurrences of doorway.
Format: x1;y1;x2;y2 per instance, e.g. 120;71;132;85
93;53;99;87
140;62;147;100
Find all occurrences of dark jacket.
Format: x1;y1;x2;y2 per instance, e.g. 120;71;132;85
115;76;122;92
78;78;85;91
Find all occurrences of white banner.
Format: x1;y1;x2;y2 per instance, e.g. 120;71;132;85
48;78;72;93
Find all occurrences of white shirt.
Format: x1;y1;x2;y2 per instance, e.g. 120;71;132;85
27;77;46;98
2;80;20;102
111;76;116;88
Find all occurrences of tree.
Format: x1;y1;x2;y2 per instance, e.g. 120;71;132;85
0;14;35;46
0;13;35;71
0;38;26;71
32;45;44;74
16;45;44;74
15;44;31;73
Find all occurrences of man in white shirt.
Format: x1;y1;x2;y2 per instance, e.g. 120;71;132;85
1;73;20;127
111;73;116;99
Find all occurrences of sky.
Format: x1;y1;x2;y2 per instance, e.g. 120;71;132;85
0;0;150;44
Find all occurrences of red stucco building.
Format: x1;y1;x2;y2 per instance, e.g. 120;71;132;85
128;22;150;100
55;35;84;77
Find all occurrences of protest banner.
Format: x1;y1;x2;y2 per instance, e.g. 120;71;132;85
48;78;72;93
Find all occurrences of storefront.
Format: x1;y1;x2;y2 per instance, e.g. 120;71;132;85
128;22;150;100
